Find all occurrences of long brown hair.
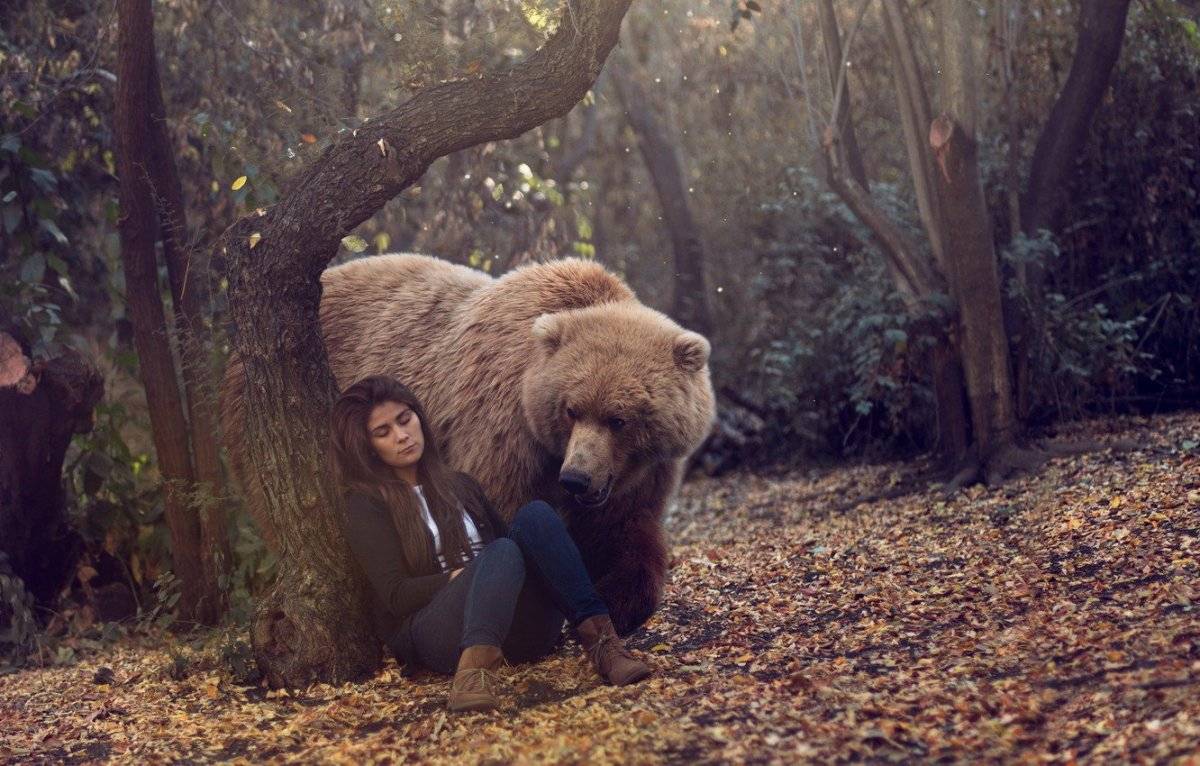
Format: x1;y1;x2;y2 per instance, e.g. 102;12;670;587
331;375;476;574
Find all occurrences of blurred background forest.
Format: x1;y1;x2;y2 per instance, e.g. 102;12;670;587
2;0;1198;667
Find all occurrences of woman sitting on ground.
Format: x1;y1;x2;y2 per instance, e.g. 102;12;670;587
331;374;652;712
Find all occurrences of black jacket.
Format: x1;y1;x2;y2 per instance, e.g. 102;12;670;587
342;473;507;665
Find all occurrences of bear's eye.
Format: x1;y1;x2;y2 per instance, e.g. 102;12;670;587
565;406;578;420
608;417;626;431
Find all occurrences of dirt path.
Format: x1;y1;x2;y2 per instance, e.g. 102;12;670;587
2;413;1198;764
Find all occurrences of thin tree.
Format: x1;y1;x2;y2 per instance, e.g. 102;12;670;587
114;0;227;624
221;0;634;687
1021;0;1135;236
145;17;231;622
931;0;1019;477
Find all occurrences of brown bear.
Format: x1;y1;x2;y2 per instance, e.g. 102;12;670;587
227;254;716;635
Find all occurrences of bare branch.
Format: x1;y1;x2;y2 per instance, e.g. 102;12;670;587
824;0;873;159
880;0;946;270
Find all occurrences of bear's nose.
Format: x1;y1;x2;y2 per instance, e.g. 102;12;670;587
559;470;592;495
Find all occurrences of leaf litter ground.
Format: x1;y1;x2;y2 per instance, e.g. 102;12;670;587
2;413;1199;764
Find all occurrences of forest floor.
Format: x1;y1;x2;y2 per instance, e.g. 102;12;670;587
2;412;1199;764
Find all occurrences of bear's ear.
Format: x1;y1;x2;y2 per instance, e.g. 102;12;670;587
673;331;711;373
531;313;564;353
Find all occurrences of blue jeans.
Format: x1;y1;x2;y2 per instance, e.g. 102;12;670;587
407;501;610;674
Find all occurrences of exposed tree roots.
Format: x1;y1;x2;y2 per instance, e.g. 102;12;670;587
942;438;1140;498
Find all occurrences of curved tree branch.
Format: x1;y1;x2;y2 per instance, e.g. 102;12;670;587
236;0;634;289
1021;0;1132;235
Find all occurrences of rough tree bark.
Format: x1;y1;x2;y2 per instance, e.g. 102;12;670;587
0;330;103;609
115;0;224;624
934;0;1024;480
222;0;634;688
608;50;713;337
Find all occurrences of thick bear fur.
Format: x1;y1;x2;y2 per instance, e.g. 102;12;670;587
223;254;715;635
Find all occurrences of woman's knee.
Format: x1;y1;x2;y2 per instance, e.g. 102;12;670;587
479;537;524;573
510;500;563;541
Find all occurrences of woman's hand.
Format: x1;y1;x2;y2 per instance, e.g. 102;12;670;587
449;568;464;581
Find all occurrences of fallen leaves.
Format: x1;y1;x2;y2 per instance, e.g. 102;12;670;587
2;413;1199;763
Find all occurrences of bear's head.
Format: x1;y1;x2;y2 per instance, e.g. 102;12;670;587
521;302;716;508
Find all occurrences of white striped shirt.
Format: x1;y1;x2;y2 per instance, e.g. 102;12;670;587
413;485;484;571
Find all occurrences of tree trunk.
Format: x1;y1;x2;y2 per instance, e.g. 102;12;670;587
933;1;1017;464
145;40;230;626
997;1;1024;242
608;52;713;337
1021;0;1133;235
222;0;633;687
930;341;971;464
0;330;103;609
115;0;221;625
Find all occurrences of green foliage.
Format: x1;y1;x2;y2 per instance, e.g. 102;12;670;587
223;508;276;626
1;10;121;356
135;571;182;632
519;0;562;35
218;632;261;686
740;168;941;459
0;552;37;665
190;111;282;215
1053;6;1200;406
65;399;166;581
983;4;1200;421
1003;233;1155;418
0;133;77;358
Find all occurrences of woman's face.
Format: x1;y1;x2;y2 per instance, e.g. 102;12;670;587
367;400;425;482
